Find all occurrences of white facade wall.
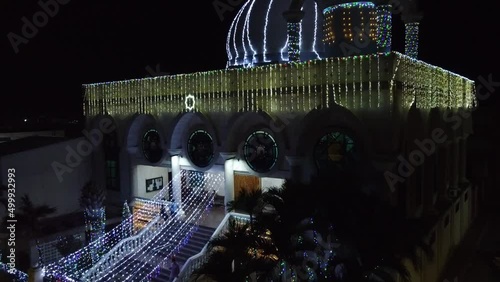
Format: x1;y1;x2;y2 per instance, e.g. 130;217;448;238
133;165;170;199
0;130;65;143
0;138;91;218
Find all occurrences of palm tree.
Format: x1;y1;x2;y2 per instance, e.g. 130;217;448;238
311;173;434;282
16;194;57;239
80;182;106;244
0;185;8;234
255;182;328;281
80;182;106;264
0;185;8;213
196;172;434;282
53;235;83;257
226;188;263;230
192;220;277;282
0;195;56;271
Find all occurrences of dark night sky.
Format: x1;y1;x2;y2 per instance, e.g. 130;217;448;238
1;0;499;124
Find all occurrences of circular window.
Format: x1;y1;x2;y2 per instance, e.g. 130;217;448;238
187;130;215;168
142;129;163;163
313;131;357;172
243;131;279;173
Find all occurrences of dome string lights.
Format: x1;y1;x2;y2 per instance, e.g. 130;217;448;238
227;0;324;67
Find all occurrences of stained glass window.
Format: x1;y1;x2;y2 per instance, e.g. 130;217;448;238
187;130;214;168
142;129;163;163
243;131;279;173
313;131;358;172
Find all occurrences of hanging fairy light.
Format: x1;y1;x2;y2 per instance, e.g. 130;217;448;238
82;52;474;124
44;171;223;281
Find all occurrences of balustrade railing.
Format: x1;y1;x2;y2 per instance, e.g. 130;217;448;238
174;212;250;282
44;171;185;281
80;216;161;280
44;171;224;281
83;190;215;280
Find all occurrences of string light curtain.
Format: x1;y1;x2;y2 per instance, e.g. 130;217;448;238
84;53;475;119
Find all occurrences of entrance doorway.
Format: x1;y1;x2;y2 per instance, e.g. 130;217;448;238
234;173;261;200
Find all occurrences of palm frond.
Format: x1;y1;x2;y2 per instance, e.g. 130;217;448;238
80;182;106;210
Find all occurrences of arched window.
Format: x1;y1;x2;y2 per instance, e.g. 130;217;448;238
313;131;358;173
187;130;214;168
243;131;279;173
142;129;163;163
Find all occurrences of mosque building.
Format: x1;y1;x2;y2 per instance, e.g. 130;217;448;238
55;0;479;281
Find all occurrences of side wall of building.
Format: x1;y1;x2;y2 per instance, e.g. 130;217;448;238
0;138;91;218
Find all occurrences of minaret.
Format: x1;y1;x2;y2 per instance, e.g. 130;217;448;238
402;0;423;59
283;0;306;62
321;1;379;58
374;0;393;53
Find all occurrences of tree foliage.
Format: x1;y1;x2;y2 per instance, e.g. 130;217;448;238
196;172;434;282
80;182;106;214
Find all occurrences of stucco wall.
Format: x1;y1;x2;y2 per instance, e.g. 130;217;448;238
0;138;91;218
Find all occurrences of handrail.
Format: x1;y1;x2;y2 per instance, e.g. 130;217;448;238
44;171;223;281
137;191;217;282
175;212;250;282
80;216;161;280
82;189;214;280
44;201;164;280
44;172;186;280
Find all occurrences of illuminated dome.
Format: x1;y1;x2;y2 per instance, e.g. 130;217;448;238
226;0;325;67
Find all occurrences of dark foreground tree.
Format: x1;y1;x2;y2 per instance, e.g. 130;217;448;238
195;172;433;282
16;195;57;239
80;182;106;244
192;219;278;281
226;188;263;230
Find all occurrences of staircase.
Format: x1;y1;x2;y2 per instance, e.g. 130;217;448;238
45;171;224;282
151;225;216;282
